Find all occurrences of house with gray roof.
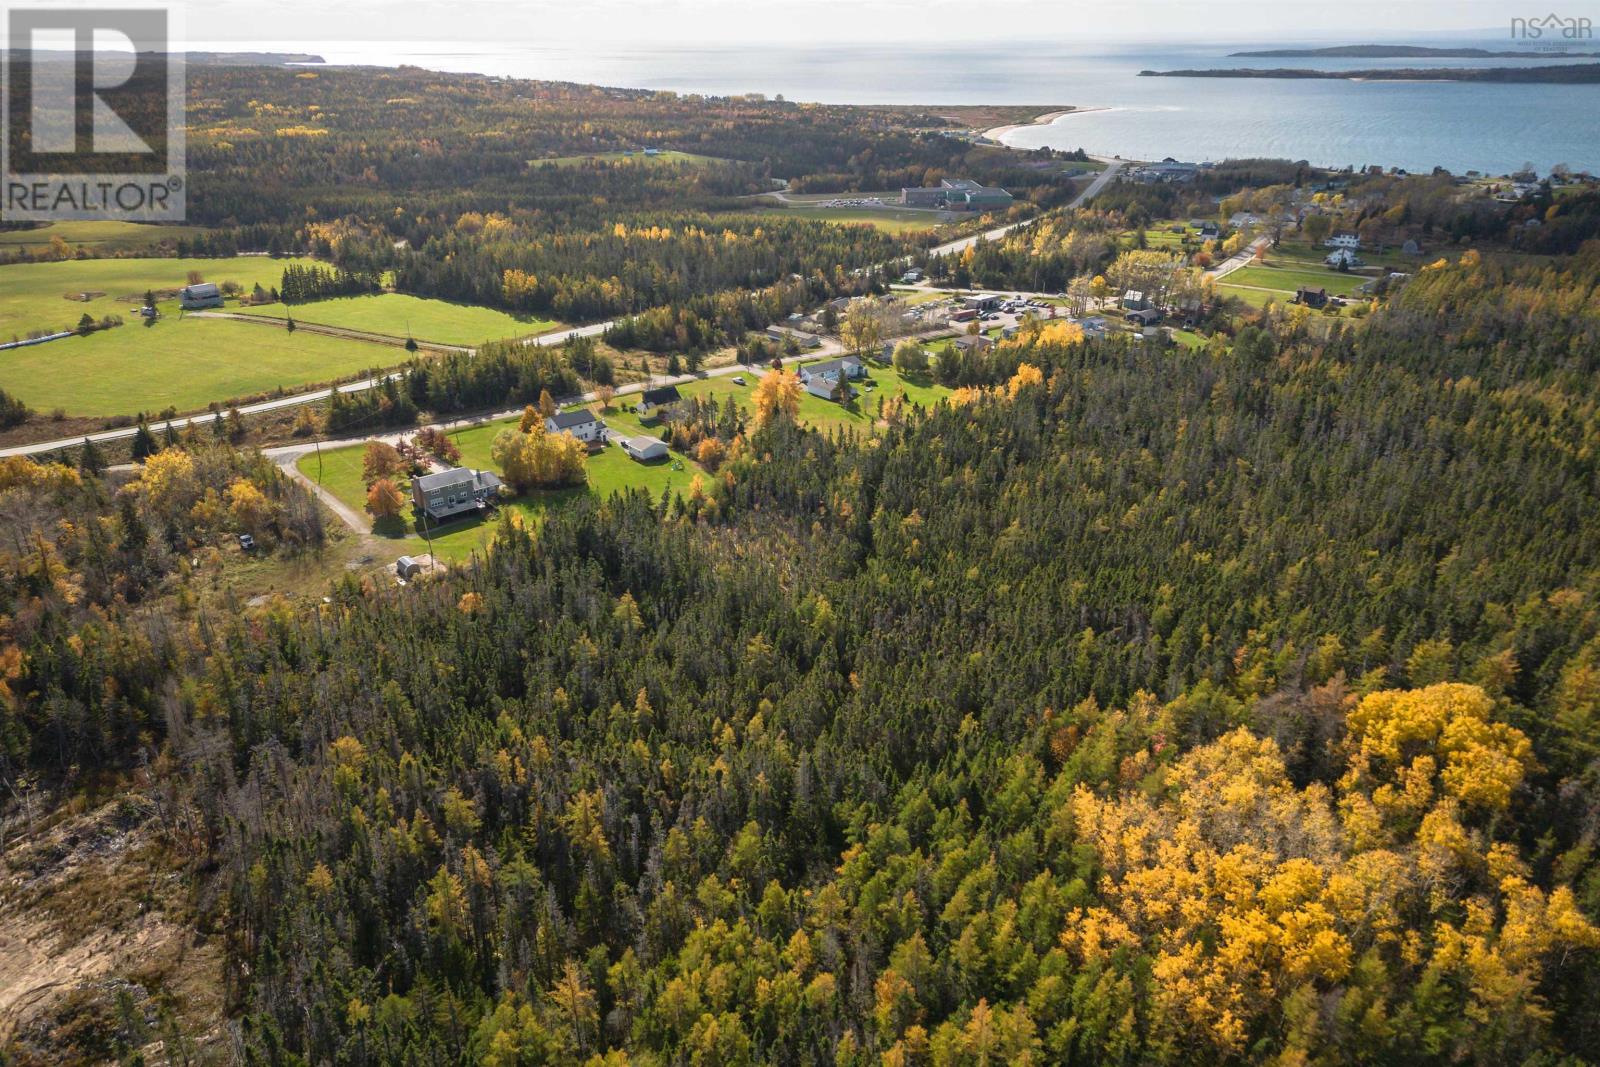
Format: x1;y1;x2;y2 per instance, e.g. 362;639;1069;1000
634;385;682;421
411;467;504;522
797;356;866;388
545;408;606;445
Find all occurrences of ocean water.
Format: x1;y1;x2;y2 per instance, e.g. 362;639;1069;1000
208;40;1600;174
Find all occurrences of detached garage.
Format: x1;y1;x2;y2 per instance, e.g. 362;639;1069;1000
622;435;668;462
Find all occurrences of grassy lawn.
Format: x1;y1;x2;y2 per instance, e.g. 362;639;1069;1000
237;293;559;345
298;366;949;562
0;255;319;339
1268;243;1427;272
1227;266;1370;296
0;220;208;252
1218;285;1284;309
1126;228;1195;250
734;204;944;236
897;290;954;306
295;443;559;562
2;316;397;416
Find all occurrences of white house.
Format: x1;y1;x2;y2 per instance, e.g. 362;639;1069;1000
1325;248;1363;269
797;356;866;387
545;409;605;444
622;435;669;462
1324;233;1361;251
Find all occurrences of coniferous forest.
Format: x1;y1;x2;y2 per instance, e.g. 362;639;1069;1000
5;240;1600;1063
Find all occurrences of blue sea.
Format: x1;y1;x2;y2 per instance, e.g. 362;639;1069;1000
214;39;1600;175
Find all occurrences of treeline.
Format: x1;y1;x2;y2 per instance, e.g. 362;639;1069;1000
177;65;1083;229
278;262;380;304
321;339;584;436
602;272;881;354
384;214;906;323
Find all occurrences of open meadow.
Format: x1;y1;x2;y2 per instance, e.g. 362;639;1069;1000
237;293;560;345
734;202;946;235
0;220;209;253
2;316;397;416
0;255;318;339
1226;265;1371;296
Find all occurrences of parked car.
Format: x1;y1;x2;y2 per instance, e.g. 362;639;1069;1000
238;533;257;552
732;376;747;385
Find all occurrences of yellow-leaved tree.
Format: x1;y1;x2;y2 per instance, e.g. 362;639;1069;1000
492;420;587;492
752;370;802;428
1060;683;1598;1060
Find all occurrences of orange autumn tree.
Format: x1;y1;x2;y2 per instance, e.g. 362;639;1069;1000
366;477;405;518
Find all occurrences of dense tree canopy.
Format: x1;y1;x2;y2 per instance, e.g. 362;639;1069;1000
5;241;1600;1063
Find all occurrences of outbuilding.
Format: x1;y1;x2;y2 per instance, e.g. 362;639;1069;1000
634;385;682;421
622;435;669;462
179;282;223;310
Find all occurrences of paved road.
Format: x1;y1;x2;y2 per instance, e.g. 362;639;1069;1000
1207;235;1273;281
928;157;1123;258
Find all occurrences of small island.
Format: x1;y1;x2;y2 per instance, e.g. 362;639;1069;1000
1229;44;1600;59
1141;63;1600;83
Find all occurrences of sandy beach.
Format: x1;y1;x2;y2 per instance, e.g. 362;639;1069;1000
983;107;1109;144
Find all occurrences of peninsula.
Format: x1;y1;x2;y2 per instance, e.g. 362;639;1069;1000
1141;63;1600;83
1229;44;1600;58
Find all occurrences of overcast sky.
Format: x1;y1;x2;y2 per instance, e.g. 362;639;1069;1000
11;0;1590;47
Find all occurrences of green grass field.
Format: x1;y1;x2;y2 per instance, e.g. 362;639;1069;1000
0;220;208;252
299;365;950;561
1227;266;1370;296
237;293;559;345
2;316;396;416
735;204;944;236
0;255;319;339
1269;243;1426;272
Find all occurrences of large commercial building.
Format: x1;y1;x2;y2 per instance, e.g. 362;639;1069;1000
898;178;1014;212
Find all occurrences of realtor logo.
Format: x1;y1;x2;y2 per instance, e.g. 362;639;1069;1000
2;7;185;221
1510;12;1595;40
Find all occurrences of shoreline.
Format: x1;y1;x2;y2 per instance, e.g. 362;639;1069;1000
982;107;1108;146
